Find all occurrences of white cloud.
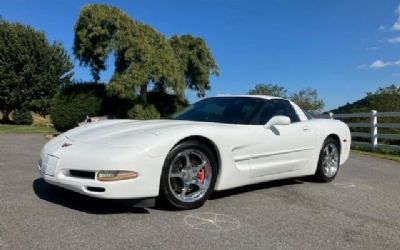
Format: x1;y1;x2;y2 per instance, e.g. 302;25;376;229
370;60;388;69
359;59;400;70
396;5;400;15
365;46;380;51
392;20;400;31
378;25;385;31
388;37;400;43
392;5;400;31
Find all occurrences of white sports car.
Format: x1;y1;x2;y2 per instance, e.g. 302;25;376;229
38;95;351;209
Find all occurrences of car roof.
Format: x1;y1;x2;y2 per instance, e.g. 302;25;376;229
213;94;285;100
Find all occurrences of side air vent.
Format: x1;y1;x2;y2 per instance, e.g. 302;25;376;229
69;170;95;179
86;186;105;192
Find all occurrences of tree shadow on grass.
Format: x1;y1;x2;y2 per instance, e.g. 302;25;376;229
32;178;149;214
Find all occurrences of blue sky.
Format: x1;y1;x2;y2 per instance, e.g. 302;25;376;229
2;0;400;110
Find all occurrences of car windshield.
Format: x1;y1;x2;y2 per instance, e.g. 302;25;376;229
172;97;265;124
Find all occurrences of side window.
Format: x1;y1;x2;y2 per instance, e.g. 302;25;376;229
258;99;300;124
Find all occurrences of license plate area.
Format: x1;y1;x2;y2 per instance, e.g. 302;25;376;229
42;154;60;176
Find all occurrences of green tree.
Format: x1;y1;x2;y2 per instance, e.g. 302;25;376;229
248;84;324;112
127;104;160;120
73;4;217;105
0;19;73;122
170;35;219;97
248;83;288;97
368;84;400;95
290;88;324;112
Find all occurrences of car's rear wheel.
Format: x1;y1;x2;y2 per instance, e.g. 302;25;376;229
314;137;340;182
158;140;218;210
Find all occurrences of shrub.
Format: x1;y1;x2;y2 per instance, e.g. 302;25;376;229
12;110;33;125
147;92;188;117
102;95;136;119
50;83;105;132
127;104;160;120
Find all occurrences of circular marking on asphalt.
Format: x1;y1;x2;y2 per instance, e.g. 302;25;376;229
334;183;356;188
184;212;240;232
333;182;373;190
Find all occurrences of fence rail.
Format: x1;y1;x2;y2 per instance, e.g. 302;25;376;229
320;110;400;152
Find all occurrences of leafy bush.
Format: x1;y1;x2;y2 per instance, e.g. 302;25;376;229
127;104;160;120
102;95;135;119
12;110;33;125
147;92;188;117
50;83;105;132
49;82;188;130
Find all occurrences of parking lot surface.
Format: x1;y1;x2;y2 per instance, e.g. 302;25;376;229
1;134;400;250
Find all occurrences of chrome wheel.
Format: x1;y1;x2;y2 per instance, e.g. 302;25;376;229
168;149;212;203
322;143;339;178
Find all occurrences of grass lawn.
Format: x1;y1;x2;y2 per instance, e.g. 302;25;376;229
0;124;56;134
0;112;55;134
352;149;400;163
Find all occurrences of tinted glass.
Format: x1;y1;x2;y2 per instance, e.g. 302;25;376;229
258;99;300;124
173;97;264;124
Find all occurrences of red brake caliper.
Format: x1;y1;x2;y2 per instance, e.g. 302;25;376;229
197;168;206;184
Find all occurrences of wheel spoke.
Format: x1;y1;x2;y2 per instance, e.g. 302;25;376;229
193;160;207;173
170;172;184;179
184;153;191;169
330;147;337;158
324;147;329;156
180;183;189;198
333;154;339;162
191;179;205;191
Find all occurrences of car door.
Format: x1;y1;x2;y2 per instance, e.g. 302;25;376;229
247;99;316;178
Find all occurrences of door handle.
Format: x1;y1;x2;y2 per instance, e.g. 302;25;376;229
302;126;311;131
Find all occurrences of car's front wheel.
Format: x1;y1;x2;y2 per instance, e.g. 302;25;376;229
314;137;340;182
158;140;218;209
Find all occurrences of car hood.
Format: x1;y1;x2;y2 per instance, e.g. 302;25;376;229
63;119;208;147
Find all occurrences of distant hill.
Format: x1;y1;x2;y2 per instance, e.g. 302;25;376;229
331;85;400;113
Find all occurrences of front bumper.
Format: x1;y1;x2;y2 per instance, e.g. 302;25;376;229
37;144;165;199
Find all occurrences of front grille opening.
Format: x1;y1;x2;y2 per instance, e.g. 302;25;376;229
86;186;105;192
69;170;95;179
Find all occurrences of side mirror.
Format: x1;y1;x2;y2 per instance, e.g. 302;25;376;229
264;115;291;129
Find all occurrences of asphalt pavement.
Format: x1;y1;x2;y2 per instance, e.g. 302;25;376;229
1;134;400;250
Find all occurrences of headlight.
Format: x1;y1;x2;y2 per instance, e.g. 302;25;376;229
97;170;139;182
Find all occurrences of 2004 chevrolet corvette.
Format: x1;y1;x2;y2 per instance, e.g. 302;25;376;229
38;95;351;209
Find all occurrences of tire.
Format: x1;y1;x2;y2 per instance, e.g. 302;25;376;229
158;140;218;210
314;137;340;182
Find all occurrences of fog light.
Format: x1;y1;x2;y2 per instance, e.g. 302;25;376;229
97;170;139;181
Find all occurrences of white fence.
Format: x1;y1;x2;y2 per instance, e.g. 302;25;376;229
320;111;400;152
